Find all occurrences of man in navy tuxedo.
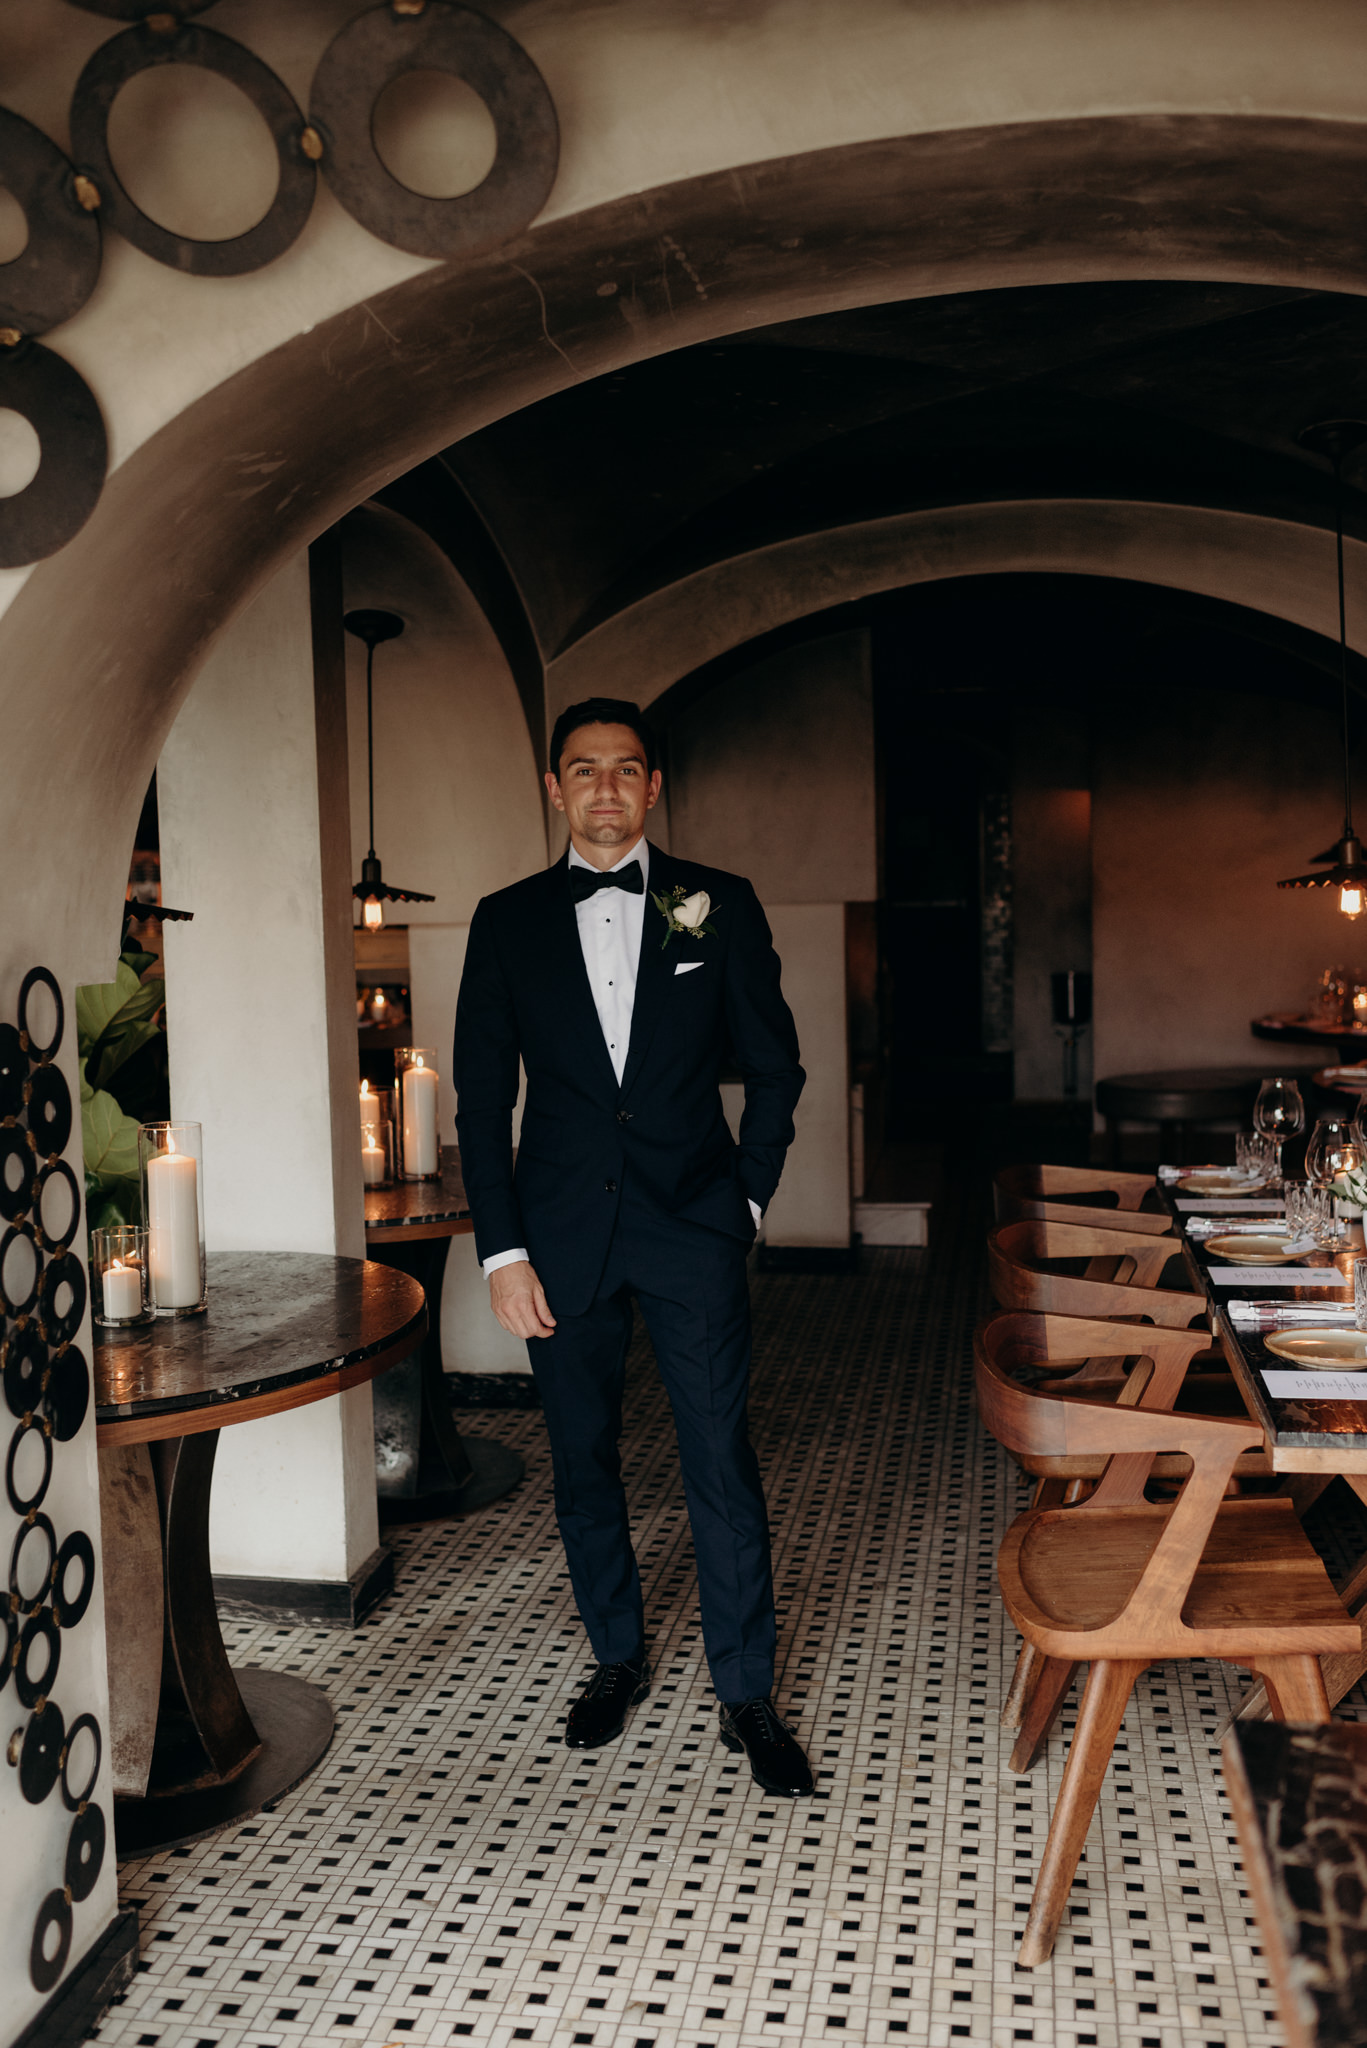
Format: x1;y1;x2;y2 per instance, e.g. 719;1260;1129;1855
453;697;811;1795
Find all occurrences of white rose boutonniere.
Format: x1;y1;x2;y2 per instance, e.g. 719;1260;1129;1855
652;883;718;948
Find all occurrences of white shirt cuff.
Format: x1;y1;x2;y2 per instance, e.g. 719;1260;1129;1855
483;1247;530;1277
748;1200;763;1228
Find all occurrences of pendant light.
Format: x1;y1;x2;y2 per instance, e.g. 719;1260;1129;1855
1278;420;1367;919
345;608;435;931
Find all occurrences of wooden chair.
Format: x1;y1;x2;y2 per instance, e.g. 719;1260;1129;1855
984;1311;1270;1730
975;1310;1358;1968
988;1218;1195;1321
993;1164;1164;1231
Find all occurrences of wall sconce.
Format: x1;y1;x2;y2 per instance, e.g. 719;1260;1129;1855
345;608;435;930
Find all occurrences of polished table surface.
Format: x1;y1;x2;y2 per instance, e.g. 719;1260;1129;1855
95;1250;427;1439
363;1155;471;1236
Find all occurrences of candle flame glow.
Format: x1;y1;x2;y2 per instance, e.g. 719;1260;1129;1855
361;1080;371;1097
414;1054;425;1069
166;1131;177;1155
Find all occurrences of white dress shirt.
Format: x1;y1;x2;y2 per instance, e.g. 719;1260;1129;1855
482;837;760;1276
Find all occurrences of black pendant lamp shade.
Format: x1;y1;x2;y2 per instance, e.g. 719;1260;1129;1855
345;608;435;930
1278;421;1367;919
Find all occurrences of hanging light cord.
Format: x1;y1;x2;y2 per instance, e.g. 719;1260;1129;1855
1336;444;1355;840
365;638;378;861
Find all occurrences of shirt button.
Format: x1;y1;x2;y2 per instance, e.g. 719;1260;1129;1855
616;1111;632;1124
605;1179;618;1192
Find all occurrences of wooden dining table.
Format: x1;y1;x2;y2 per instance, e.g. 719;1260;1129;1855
1160;1184;1367;1709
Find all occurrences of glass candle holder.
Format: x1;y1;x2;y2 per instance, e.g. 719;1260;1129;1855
394;1048;440;1181
91;1223;151;1327
138;1121;207;1315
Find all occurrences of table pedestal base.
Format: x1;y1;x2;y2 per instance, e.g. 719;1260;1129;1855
115;1667;334;1857
369;1234;524;1518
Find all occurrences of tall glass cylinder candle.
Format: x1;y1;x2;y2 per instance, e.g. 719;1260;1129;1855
138;1121;207;1314
395;1047;440;1180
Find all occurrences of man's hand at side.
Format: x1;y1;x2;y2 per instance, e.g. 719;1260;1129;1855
489;1259;557;1339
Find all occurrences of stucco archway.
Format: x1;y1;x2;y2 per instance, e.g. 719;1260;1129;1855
7;110;1367;985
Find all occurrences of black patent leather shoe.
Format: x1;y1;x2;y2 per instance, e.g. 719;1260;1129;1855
718;1697;814;1796
564;1660;651;1748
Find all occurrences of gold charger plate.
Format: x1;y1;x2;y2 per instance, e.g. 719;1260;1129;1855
1264;1328;1367;1371
1177;1170;1272;1196
1204;1233;1309;1266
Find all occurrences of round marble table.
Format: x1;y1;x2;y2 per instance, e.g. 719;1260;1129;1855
364;1154;524;1518
95;1250;425;1856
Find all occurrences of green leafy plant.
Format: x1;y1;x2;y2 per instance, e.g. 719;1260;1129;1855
76;948;169;1230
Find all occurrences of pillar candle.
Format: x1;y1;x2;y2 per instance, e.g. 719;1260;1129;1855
362;1138;385;1187
402;1058;439;1176
102;1260;142;1319
148;1146;201;1307
359;1081;381;1140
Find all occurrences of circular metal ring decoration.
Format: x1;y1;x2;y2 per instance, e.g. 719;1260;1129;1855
10;1511;57;1620
18;966;65;1059
0;108;102;337
34;1159;81;1252
0;342;106;569
0;1223;42;1318
19;1697;64;1804
0;1604;15;1697
52;1529;95;1631
3;1322;47;1420
309;2;559;261
6;1415;52;1517
60;1710;102;1811
65;1800;106;1901
39;1253;86;1348
0;1022;26;1118
0;1125;36;1224
30;1887;72;1994
15;1606;60;1709
70;22;319;277
24;1063;73;1160
44;1346;89;1444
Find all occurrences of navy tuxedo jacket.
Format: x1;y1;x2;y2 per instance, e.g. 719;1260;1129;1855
453;846;805;1317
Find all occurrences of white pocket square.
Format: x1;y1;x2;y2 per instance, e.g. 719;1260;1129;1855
674;960;704;976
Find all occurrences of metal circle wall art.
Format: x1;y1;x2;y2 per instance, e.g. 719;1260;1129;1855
69;19;319;277
309;3;560;260
0;966;105;1992
0;109;103;337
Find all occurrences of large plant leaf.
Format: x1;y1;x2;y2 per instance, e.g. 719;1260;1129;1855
77;959;165;1090
81;1077;141;1219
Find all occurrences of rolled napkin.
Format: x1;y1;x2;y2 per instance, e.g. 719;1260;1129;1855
1227;1299;1357;1326
1185;1216;1296;1238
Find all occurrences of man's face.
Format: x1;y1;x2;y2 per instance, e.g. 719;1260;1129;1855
546;722;661;853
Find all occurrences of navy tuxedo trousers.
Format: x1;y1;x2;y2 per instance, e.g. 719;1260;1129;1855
527;1188;775;1703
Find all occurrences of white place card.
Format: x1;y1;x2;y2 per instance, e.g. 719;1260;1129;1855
1262;1369;1367;1400
1175;1198;1284;1213
1207;1267;1348;1288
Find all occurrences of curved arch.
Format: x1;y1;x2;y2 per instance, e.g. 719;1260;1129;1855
548;500;1367;721
7;111;1367;970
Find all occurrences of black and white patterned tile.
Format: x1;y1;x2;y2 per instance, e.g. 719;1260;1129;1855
89;1210;1313;2048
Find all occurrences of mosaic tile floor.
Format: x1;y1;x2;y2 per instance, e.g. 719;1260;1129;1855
90;1200;1362;2048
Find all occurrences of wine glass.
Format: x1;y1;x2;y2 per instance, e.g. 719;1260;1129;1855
1254;1077;1306;1184
1305;1116;1366;1231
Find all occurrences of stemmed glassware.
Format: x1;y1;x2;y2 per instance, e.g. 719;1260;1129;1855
1253;1077;1306;1185
1304;1113;1366;1251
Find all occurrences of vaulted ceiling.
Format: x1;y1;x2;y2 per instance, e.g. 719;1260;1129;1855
376;277;1367;713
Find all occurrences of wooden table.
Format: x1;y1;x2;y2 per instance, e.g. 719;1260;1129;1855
364;1154;524;1519
1162;1191;1367;1710
1253;1012;1367;1064
96;1250;425;1856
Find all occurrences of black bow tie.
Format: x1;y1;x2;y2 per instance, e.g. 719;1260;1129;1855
569;860;644;904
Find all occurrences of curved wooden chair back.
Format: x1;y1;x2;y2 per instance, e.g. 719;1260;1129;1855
987;1220;1195;1320
974;1308;1354;1969
994;1190;1173;1233
993;1163;1156;1226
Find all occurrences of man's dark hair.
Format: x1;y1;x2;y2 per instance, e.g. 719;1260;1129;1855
549;697;658;781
